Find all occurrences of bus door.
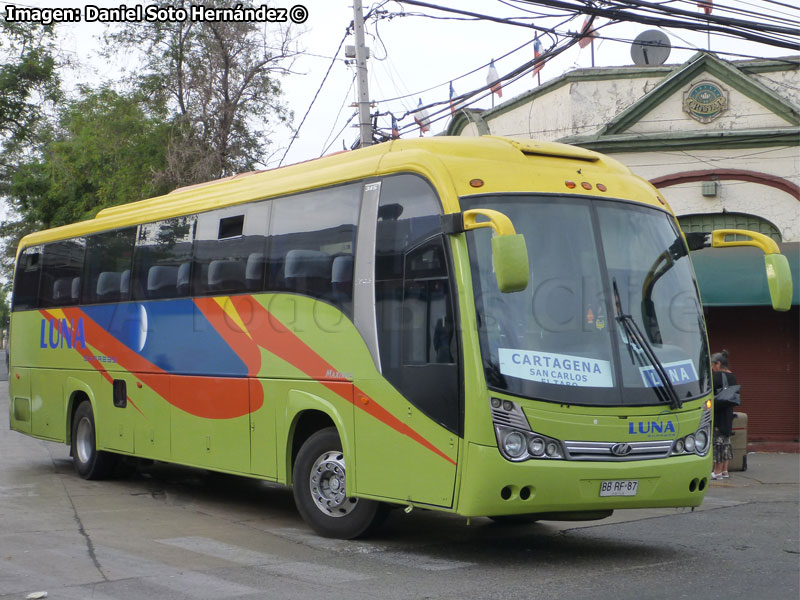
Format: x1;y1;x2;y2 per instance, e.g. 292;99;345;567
353;176;460;507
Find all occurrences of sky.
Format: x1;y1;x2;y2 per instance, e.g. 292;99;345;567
3;0;799;177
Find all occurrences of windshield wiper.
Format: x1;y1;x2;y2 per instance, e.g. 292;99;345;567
612;278;683;410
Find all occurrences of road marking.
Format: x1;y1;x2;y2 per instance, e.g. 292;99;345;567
368;551;474;571
259;561;373;583
151;571;260;598
156;536;281;566
268;527;389;553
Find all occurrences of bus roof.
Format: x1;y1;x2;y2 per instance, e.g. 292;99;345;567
17;136;666;250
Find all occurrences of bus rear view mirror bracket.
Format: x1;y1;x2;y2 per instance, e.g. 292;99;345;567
443;209;530;293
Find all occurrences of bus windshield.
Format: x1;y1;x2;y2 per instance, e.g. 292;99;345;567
463;194;711;407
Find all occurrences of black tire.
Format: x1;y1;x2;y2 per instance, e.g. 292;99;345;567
292;427;386;539
71;401;117;480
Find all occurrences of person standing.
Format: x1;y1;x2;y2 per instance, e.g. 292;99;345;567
711;349;737;480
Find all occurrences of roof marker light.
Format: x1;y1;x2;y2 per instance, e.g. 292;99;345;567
470;179;484;188
596;183;607;192
565;180;576;189
581;182;592;190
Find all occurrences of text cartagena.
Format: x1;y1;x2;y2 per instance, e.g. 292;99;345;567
4;4;296;25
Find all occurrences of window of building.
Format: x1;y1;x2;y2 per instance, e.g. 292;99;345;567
678;213;782;242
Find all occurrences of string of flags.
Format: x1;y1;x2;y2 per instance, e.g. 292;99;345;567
533;37;544;77
486;59;503;98
413;98;431;134
578;15;596;48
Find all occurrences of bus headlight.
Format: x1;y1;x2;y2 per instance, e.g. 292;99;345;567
684;434;696;453
503;431;526;459
528;437;545;456
490;399;565;462
695;430;709;453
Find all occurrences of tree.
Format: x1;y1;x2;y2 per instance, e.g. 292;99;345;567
1;20;61;286
0;21;61;159
8;87;174;227
0;88;174;282
105;0;296;186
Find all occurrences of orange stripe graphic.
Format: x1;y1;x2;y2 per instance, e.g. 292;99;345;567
228;296;457;466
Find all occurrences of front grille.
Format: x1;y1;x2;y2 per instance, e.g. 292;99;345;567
564;439;675;461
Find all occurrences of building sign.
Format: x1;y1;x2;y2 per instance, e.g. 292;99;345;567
683;80;728;123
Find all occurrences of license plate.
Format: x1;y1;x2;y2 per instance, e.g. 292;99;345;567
599;479;639;497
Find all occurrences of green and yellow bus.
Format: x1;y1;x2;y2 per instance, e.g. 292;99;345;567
7;136;792;538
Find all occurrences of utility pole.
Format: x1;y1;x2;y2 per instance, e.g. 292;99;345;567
352;0;372;147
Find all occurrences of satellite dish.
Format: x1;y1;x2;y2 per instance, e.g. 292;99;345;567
631;30;671;66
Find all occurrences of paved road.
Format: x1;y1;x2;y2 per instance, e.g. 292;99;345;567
0;383;797;600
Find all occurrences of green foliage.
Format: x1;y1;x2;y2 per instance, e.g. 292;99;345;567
104;0;295;184
8;88;173;228
1;89;174;282
0;20;61;158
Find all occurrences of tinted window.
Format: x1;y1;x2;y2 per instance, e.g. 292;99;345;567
267;184;361;315
12;246;43;311
372;174;460;434
374;174;443;372
194;204;269;296
131;216;196;300
39;239;85;308
82;228;137;304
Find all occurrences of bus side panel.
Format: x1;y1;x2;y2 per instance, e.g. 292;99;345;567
30;370;66;442
277;382;355;488
354;377;458;508
131;373;171;460
8;366;32;435
250;378;277;479
169;375;251;473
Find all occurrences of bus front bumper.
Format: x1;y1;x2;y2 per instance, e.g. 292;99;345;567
456;441;711;518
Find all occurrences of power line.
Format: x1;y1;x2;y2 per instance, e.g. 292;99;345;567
279;29;349;166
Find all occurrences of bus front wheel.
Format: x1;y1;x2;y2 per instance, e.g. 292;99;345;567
292;427;386;539
71;401;117;480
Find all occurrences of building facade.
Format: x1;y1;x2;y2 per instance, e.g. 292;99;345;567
447;52;799;445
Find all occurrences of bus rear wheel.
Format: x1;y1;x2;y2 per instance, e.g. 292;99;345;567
71;401;117;480
292;427;385;539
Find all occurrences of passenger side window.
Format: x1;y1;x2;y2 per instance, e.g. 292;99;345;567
267;184;360;316
193;204;269;296
39;239;86;308
402;238;456;366
131;216;196;300
12;246;43;311
82;228;137;304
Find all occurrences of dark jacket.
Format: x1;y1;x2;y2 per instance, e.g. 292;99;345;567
713;371;738;436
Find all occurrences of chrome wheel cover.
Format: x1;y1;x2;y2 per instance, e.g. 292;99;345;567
75;416;94;464
309;451;358;517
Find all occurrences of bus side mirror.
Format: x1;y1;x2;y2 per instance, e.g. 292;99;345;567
706;229;794;312
764;253;792;311
444;208;530;293
492;233;529;293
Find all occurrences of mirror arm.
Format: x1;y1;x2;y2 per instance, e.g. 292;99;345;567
683;232;711;251
442;213;465;235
